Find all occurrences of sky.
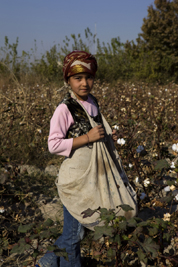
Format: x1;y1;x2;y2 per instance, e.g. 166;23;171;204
0;0;155;57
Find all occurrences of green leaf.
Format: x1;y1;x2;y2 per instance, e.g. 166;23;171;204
54;250;68;259
18;223;34;233
43;218;54;227
137;221;149;227
119;221;127;231
134;217;142;222
160;195;174;203
107;248;116;259
134;226;143;235
47;245;57;251
142;237;159;258
30;234;39;240
163;232;171;242
40;230;51;239
111;121;118;126
81;207;99;218
100;208;115;222
154;159;169;170
22;260;31;267
159;219;168;229
113;235;121;245
154;218;162;224
127;217;137;227
148;227;158;236
167;180;176;186
49;227;60;237
10;243;31;254
118;204;134;212
94;226;113;240
121;252;126;260
48;246;68;261
137;249;148;264
32;249;39;259
122;234;129;241
99;208;110;214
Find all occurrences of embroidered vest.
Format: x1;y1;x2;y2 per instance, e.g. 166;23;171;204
60;92;102;139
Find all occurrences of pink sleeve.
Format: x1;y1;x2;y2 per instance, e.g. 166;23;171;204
48;103;74;157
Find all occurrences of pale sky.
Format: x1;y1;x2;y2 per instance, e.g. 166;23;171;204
0;0;155;56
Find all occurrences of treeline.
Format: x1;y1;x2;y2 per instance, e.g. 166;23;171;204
1;0;178;84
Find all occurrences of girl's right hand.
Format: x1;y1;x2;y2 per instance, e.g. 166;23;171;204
87;125;105;142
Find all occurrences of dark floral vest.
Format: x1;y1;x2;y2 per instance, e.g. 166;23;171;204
60;92;102;139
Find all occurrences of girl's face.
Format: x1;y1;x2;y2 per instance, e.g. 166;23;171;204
68;72;94;101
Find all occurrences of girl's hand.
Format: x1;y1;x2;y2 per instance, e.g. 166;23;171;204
72;125;105;150
87;125;105;142
112;129;118;142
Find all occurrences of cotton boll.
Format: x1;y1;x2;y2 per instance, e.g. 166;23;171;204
163;213;171;221
117;138;125;145
120;138;125;145
164;186;170;192
170;162;175;168
135;177;139;183
113;125;119;130
143;178;150;187
117;139;121;145
172;143;178;152
170;185;176;191
0;207;5;213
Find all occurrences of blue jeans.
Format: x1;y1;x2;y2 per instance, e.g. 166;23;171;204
38;206;85;267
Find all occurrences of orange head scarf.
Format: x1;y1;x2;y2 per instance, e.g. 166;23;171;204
63;50;97;82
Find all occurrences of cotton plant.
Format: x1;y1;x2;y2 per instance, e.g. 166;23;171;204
172;143;178;153
164;186;170;192
143;178;150;187
163;213;171;221
113;125;119;130
170;185;176;191
170;162;175;168
117;138;125;145
164;184;176;192
135;177;139;183
152;152;158;158
0;207;5;213
129;163;133;168
37;129;42;134
164;185;178;203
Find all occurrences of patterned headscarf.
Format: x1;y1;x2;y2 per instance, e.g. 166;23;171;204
63;50;97;82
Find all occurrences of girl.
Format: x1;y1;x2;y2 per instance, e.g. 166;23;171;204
37;51;137;267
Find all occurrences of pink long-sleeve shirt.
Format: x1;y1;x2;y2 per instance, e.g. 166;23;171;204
48;95;98;157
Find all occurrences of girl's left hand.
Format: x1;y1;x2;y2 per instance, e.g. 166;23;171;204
112;129;118;142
